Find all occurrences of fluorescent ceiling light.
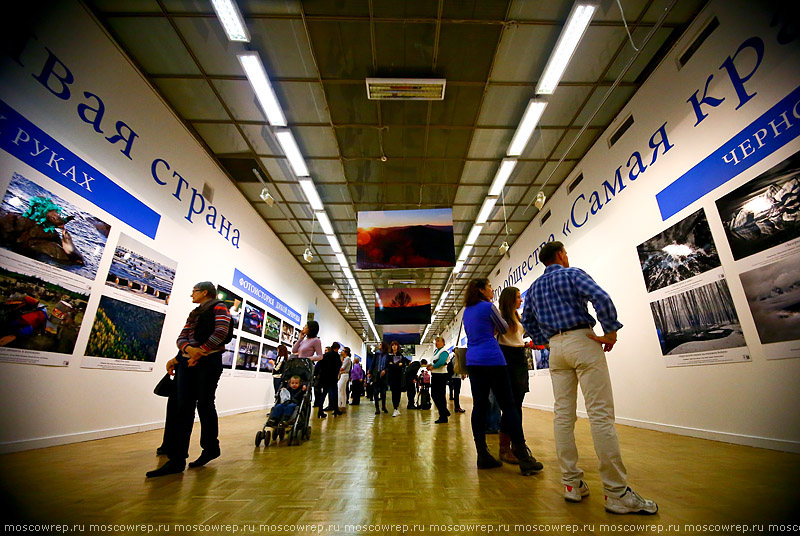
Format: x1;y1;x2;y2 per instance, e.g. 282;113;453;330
276;130;309;177
237;52;286;126
342;267;353;279
453;260;465;273
458;244;474;262
475;196;498;225
299;179;324;211
536;2;597;95
465;225;483;246
316;210;335;236
507;101;548;156
335;252;348;267
211;0;250;42
325;233;342;254
488;158;518;196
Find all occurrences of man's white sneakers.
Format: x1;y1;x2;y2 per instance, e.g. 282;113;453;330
605;487;658;514
564;481;590;503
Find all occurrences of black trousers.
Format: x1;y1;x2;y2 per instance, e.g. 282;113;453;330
466;365;525;450
373;382;387;410
389;381;403;409
350;380;363;404
320;381;338;413
406;382;417;408
499;345;529;425
431;373;448;418
450;376;463;409
169;353;223;462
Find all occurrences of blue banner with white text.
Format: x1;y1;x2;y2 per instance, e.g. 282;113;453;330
0;99;160;238
657;85;800;220
232;268;302;324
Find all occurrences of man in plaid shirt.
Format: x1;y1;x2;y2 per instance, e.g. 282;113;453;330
521;241;657;515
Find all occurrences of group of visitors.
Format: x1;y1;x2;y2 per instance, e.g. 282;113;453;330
146;241;657;515
460;240;657;515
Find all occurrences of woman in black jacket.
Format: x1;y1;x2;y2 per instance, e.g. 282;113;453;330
385;340;410;417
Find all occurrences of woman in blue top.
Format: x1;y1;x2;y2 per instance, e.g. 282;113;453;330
462;277;543;476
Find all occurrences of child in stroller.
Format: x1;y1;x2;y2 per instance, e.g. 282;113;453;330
255;357;314;447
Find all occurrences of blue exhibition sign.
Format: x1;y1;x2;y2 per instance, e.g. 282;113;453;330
232;268;302;324
0;99;160;238
656;85;800;221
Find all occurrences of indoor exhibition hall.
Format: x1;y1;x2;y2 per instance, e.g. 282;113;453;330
0;1;798;535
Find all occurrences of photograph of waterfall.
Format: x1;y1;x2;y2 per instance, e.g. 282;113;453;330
650;279;746;357
740;254;800;346
637;209;721;293
716;150;800;260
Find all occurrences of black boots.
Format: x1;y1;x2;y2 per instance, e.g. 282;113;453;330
512;442;544;476
476;446;502;469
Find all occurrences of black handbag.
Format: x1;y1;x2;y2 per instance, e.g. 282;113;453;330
154;373;175;397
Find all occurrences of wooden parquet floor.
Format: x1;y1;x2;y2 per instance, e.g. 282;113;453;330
1;395;798;536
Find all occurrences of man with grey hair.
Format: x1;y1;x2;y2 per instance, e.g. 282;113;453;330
147;281;232;477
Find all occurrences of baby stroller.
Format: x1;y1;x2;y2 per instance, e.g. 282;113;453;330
255;357;314;447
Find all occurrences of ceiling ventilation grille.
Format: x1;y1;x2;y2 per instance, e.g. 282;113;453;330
366;78;446;100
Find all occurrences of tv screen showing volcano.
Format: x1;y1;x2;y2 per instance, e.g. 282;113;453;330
375;287;431;325
382;325;422;345
357;209;455;269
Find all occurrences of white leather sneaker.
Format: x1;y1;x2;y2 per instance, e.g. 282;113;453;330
564;480;590;503
605;487;658;514
392;409;400;417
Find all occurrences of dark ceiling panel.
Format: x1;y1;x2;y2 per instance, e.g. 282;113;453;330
436;23;503;82
374;22;436;77
305;20;373;79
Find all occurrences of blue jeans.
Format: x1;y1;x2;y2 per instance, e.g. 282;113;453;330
270;402;297;422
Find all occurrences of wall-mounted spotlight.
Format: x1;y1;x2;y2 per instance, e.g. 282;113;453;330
498;241;510;255
534;191;547;209
259;187;274;207
332;287;340;300
303;248;314;263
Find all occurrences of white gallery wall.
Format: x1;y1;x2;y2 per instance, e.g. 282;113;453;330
444;0;800;452
0;2;362;452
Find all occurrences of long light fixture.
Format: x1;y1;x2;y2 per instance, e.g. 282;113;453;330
475;196;498;225
458;244;474;262
299;179;323;211
465;224;483;246
316;210;335;236
276;130;310;177
335;252;348;267
507;100;548;156
488;159;517;197
536;1;598;95
237;52;286;126
453;259;465;273
211;0;250;42
342;266;353;279
326;233;342;254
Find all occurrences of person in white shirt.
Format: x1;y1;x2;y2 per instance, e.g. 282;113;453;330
337;346;353;412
